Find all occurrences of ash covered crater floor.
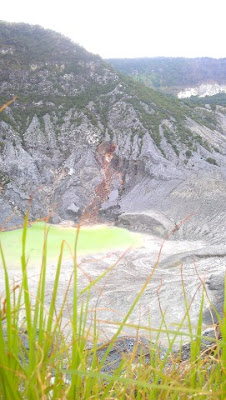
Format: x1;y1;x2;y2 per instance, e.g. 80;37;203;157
1;215;225;346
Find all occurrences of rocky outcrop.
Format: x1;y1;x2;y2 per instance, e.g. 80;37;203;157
116;212;170;237
203;271;226;324
1;22;226;243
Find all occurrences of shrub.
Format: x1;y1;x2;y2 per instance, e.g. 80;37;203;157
185;150;192;158
206;157;218;165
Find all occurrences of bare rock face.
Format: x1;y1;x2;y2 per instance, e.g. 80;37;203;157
1;23;226;274
1;23;226;237
116;213;168;237
204;272;226;324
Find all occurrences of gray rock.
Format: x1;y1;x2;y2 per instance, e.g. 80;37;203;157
116;212;168;237
89;336;167;373
1;23;226;236
67;203;80;213
204;272;226;324
178;328;221;361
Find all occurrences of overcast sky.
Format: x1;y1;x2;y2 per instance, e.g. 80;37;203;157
1;0;226;59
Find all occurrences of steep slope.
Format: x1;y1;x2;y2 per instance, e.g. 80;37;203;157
1;22;226;243
107;57;226;99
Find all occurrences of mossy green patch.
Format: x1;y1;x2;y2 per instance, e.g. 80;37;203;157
0;222;141;268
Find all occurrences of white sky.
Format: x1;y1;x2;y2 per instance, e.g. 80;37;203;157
1;0;226;59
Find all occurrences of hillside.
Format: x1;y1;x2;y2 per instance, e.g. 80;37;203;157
106;57;226;99
2;20;226;372
1;21;226;244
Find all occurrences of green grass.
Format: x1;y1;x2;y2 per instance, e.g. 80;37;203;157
0;213;226;399
0;222;141;268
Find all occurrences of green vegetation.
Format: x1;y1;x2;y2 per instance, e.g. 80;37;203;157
107;57;226;91
0;215;226;398
162;128;179;155
121;76;218;154
0;22;221;158
0;21;119;135
185;150;192;158
206;157;218;165
188;93;226;106
0;171;10;186
0;222;141;268
0;21;99;67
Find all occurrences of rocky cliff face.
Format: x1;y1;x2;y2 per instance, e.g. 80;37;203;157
1;22;226;242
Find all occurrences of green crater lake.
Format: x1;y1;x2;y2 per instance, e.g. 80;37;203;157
0;222;141;269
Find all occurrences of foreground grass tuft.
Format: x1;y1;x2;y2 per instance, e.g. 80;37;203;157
0;213;226;399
